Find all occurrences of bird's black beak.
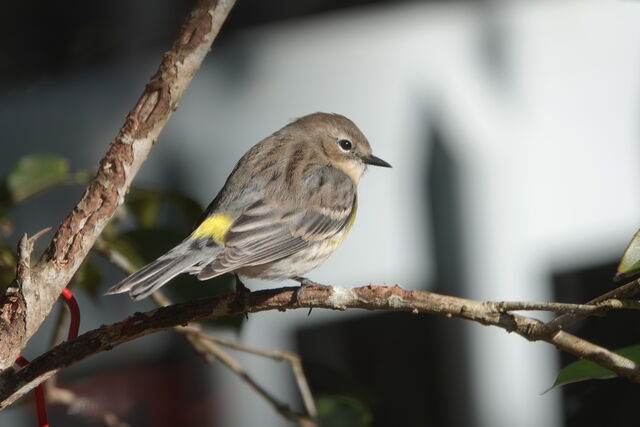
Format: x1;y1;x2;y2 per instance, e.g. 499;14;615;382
362;154;392;168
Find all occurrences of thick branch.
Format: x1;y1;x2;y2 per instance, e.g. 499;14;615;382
0;0;236;370
2;284;639;409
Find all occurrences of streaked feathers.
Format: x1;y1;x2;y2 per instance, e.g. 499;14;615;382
105;112;389;300
104;238;222;300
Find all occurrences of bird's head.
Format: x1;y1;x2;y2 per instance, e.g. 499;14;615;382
292;112;391;183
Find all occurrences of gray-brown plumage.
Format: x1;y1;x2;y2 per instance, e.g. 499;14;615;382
105;113;391;300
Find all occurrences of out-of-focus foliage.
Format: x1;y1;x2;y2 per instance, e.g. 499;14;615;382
0;154;86;238
317;395;372;427
551;344;640;389
73;258;104;298
4;154;70;203
616;229;640;282
0;153;240;328
126;187;202;230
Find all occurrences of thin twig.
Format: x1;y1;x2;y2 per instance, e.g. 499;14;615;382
187;333;315;426
545;278;640;331
488;298;640;314
179;325;318;419
46;384;130;427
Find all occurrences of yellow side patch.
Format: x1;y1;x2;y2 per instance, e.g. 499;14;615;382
329;200;358;247
191;214;233;244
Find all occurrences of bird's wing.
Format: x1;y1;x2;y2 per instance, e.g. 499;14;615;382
197;166;356;280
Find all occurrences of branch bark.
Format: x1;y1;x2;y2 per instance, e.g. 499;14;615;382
0;0;236;370
2;284;639;410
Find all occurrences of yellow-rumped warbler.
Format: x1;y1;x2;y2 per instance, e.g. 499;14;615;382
105;112;390;300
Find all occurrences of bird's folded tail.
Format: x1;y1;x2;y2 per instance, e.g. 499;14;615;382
104;238;220;301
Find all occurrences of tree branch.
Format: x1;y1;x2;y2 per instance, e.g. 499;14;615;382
180;327;315;426
544;278;640;331
2;284;639;410
0;0;237;370
486;297;640;315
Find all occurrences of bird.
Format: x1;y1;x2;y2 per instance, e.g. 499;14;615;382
105;112;391;300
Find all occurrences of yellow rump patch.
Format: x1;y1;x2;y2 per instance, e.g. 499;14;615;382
191;214;233;244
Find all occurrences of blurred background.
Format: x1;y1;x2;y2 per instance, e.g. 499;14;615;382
2;0;640;426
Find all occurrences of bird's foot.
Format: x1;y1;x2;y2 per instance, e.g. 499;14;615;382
292;276;322;315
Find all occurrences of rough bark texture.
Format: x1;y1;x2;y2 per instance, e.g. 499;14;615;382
2;284;639;409
0;0;237;370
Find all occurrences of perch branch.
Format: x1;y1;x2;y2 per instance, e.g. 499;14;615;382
0;0;236;369
2;284;640;410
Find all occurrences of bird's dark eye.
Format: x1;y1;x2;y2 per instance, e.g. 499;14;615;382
337;139;353;151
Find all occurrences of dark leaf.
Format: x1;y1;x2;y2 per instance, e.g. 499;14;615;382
72;257;104;297
549;344;640;390
317;395;373;427
126;187;203;230
126;190;163;229
112;228;184;262
165;191;203;225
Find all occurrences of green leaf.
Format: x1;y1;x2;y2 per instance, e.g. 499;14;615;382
616;230;640;281
317;395;373;427
4;154;70;203
72;257;104;297
550;344;640;389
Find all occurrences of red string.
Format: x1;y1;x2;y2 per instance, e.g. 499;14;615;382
13;288;80;427
15;355;48;427
60;288;80;341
